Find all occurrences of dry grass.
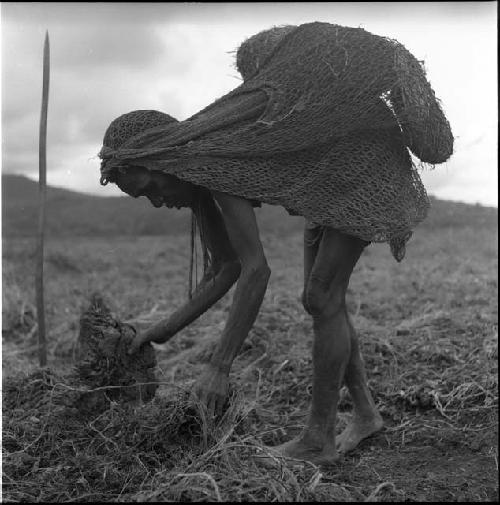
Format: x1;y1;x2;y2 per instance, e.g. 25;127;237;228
2;210;498;502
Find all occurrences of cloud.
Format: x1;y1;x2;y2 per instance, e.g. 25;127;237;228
1;10;252;181
1;14;203;178
1;2;497;208
51;25;166;70
421;128;498;206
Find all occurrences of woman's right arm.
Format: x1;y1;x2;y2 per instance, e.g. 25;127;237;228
129;193;241;353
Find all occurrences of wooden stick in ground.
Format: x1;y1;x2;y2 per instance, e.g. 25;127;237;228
36;31;50;367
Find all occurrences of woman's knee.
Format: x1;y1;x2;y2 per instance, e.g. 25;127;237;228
302;228;365;317
303;277;345;317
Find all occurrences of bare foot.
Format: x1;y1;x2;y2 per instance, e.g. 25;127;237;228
336;414;384;453
256;437;340;468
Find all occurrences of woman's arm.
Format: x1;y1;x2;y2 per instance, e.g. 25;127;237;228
193;192;271;415
129;193;240;354
139;261;241;345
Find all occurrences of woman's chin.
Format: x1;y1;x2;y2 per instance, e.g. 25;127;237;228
148;196;190;209
166;200;189;209
148;197;164;208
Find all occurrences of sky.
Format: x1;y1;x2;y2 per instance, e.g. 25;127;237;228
1;2;498;206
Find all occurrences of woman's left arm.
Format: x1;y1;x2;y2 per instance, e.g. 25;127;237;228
193;192;271;415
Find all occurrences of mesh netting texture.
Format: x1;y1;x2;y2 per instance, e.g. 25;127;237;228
99;22;454;261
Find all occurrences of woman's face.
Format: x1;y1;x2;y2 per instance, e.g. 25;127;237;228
113;166;195;209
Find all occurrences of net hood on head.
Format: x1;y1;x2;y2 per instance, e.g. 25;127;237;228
99;22;454;261
100;110;178;184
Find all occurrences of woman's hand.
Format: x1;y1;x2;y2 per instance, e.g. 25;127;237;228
128;330;151;355
127;325;174;355
192;364;230;417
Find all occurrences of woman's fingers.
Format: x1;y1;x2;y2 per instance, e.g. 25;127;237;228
192;366;229;418
127;334;145;355
207;396;216;419
193;389;223;419
206;394;224;419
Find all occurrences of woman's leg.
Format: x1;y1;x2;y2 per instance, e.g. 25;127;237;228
267;228;381;464
302;228;367;463
337;314;383;453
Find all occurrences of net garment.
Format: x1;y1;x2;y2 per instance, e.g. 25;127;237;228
99;22;453;261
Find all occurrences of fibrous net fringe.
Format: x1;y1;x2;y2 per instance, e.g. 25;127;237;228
99;22;454;261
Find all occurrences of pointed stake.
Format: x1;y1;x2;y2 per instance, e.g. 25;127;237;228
36;31;50;367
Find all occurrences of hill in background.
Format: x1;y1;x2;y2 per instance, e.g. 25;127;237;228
2;174;191;237
1;174;497;238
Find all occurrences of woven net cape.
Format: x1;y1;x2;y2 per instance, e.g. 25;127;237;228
99;22;454;261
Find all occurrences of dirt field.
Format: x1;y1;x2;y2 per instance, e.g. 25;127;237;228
2;205;498;502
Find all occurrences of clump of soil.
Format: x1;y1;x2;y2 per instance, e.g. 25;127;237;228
3;293;158;419
74;292;158;406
